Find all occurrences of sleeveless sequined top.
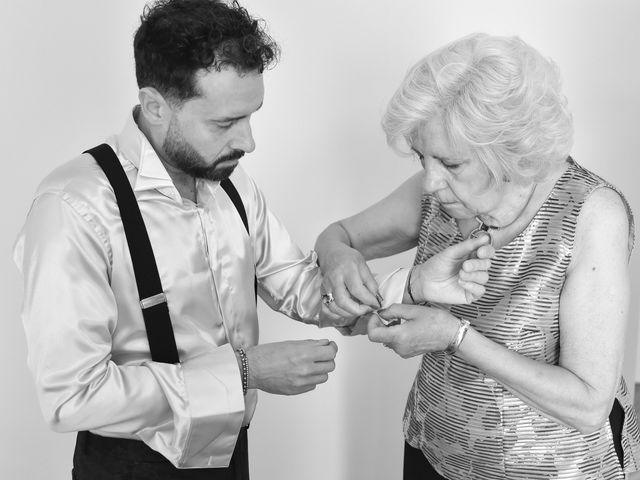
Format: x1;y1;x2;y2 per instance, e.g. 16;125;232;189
404;159;640;479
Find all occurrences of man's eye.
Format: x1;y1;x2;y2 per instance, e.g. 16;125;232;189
215;121;235;129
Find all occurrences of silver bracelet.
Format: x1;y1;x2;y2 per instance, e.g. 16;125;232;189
236;347;249;395
445;319;470;355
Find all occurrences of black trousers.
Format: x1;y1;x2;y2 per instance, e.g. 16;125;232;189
72;427;249;480
403;442;446;480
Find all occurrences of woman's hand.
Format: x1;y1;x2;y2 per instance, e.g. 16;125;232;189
410;234;494;305
367;304;459;358
315;175;425;326
318;241;381;323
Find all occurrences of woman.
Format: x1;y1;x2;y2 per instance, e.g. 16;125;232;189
315;33;640;479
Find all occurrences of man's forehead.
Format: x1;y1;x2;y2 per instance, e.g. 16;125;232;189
187;67;264;117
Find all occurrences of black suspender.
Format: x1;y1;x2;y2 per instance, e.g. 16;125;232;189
84;143;252;364
86;144;179;364
221;178;257;300
221;179;249;235
221;179;257;300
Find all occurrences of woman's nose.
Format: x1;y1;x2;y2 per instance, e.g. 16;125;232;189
422;157;447;194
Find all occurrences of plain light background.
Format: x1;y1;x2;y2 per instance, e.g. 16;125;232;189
2;1;639;479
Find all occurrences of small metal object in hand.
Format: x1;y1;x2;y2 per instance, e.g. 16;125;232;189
322;292;335;306
469;217;494;246
373;310;402;327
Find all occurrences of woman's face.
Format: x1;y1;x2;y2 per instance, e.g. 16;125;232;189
411;118;507;222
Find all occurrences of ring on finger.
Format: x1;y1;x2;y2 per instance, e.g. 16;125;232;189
322;292;335;306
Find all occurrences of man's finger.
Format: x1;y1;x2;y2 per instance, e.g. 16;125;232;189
312;358;336;374
304;338;331;346
306;373;330;386
314;341;338;361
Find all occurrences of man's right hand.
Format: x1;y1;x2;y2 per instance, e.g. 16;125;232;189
244;339;338;395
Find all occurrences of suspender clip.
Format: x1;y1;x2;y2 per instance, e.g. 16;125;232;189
140;293;167;310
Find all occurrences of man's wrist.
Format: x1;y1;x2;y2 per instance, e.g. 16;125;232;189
235;347;249;395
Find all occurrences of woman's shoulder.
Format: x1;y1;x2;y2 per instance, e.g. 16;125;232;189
563;158;629;203
578;184;634;259
564;159;634;255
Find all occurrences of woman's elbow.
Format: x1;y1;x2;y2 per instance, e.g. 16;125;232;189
570;398;615;435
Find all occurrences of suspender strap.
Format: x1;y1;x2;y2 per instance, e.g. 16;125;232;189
221;179;258;301
85;143;180;364
221;179;249;234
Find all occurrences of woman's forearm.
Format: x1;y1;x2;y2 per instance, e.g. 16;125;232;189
457;328;617;434
314;222;353;267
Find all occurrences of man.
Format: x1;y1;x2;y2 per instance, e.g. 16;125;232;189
14;1;491;478
14;1;338;478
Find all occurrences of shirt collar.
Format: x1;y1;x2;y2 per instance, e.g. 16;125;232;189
114;106;182;202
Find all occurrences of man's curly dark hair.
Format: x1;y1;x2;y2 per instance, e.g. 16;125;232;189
134;0;279;103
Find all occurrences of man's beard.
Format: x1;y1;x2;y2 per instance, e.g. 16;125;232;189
162;119;244;182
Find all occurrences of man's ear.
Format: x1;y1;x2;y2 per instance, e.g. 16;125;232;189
138;87;171;125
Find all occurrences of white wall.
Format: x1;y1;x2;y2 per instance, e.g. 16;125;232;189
1;1;639;479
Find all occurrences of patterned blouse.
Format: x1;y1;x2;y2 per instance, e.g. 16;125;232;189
404;158;640;479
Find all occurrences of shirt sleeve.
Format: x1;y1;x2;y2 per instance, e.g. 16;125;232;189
246;180;323;323
377;267;410;306
14;192;244;468
244;171;411;327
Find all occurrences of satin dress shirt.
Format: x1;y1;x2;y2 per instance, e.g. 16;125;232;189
13;109;334;468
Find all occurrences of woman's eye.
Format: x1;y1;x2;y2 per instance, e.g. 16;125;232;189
412;150;425;167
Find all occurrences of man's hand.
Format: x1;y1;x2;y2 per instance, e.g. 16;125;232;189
411;234;494;305
244;339;338;395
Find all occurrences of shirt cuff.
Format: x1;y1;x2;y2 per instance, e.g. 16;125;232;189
140;344;245;468
377;267;410;307
338;267;411;336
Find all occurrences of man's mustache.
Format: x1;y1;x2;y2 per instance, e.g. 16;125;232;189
216;150;245;164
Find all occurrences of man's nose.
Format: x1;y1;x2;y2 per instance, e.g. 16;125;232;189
231;119;255;154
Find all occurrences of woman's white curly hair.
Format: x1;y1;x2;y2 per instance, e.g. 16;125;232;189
382;33;573;184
